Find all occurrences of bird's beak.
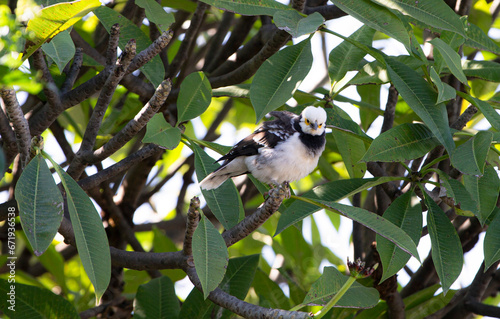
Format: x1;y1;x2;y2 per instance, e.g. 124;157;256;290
310;122;318;130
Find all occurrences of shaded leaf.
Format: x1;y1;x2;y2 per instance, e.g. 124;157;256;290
332;129;366;178
143;114;181;149
464;165;500;225
385;57;455;154
250;37;313;122
23;0;101;61
430;38;468;86
429;67;457;104
177;71;212;124
135;0;175;32
0;280;80;319
198;0;292;16
484;208;500;270
15;154;64;256
302;267;379;308
450;131;492;176
252;269;291;309
434;169;477;216
468;96;500;131
41;30;75;74
361;123;440;162
377;190;422;283
274;11;324;38
464;20;500;55
192;214;229;299
134;276;180;319
463;60;500;82
424;192;463;295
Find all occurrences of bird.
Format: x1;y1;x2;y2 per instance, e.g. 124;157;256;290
199;106;327;194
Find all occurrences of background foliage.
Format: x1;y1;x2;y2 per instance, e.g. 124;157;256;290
1;0;500;318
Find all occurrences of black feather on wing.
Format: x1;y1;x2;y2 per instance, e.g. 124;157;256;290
216;111;298;163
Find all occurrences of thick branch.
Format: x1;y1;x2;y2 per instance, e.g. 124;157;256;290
183;196;201;256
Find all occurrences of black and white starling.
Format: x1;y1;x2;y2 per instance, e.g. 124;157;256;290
199;106;327;192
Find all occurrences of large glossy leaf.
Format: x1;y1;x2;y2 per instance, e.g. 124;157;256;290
302;267;379;308
250;38;313;122
48;157;111;302
385;57;455;154
430;38;468;86
192;214;229;299
192;142;242;229
134;276;179;319
177;72;212;124
135;0;175;32
0;280;80;319
301;198;420;259
464;165;500;225
361;123;440;162
450;131;492;176
41;30;75;74
276;177;403;235
331;0;410;48
328;25;376;84
94;6;164;87
199;0;292;16
23;0;101;61
15;154;64;256
377;191;422;283
143;114;181;149
424;192;463;295
371;0;464;36
484;208;500;270
273;11;324;38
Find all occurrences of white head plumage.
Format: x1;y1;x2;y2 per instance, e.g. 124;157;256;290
299;106;327;136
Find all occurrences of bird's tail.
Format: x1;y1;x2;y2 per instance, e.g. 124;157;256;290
199;158;247;190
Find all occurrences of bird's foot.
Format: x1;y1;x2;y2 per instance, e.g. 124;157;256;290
280;182;291;199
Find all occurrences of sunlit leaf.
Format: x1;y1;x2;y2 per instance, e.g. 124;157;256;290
143;114;181;149
135;0;175;32
41;30;75;74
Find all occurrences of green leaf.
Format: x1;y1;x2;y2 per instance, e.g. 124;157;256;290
328;25;376;84
429;67;457;104
377;190;422;283
178;288;214;318
0;66;43;94
143;114;181;149
463;60;500;82
464;21;500;56
135;0;175;32
47;154;111;302
252;269;291;309
192;214;229;299
430;38;468;86
357;84;381;131
0;280;80;319
94;6;164;87
134;276;180;319
361;123;440;162
433;169;477;216
191;142;242;229
15;154;64;256
484;209;500;270
177;71;212;124
331;0;410;48
250;37;313;122
273;11;324;38
405;286;456;319
198;0;292;16
216;255;260;318
332;129;366;178
424;192;463;295
371;0;464;36
302;266;379;308
325;106;373;143
23;0;101;61
385;57;455;154
276;177;403;235
41;30;75;74
464;165;500;225
467;96;500;131
450;131;492;176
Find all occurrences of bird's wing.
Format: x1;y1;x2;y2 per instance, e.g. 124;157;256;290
217;111;298;163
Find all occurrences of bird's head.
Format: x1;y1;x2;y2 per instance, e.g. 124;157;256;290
299;106;327;136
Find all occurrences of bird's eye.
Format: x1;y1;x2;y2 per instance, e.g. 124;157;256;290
305;118;310;125
318;123;323;128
